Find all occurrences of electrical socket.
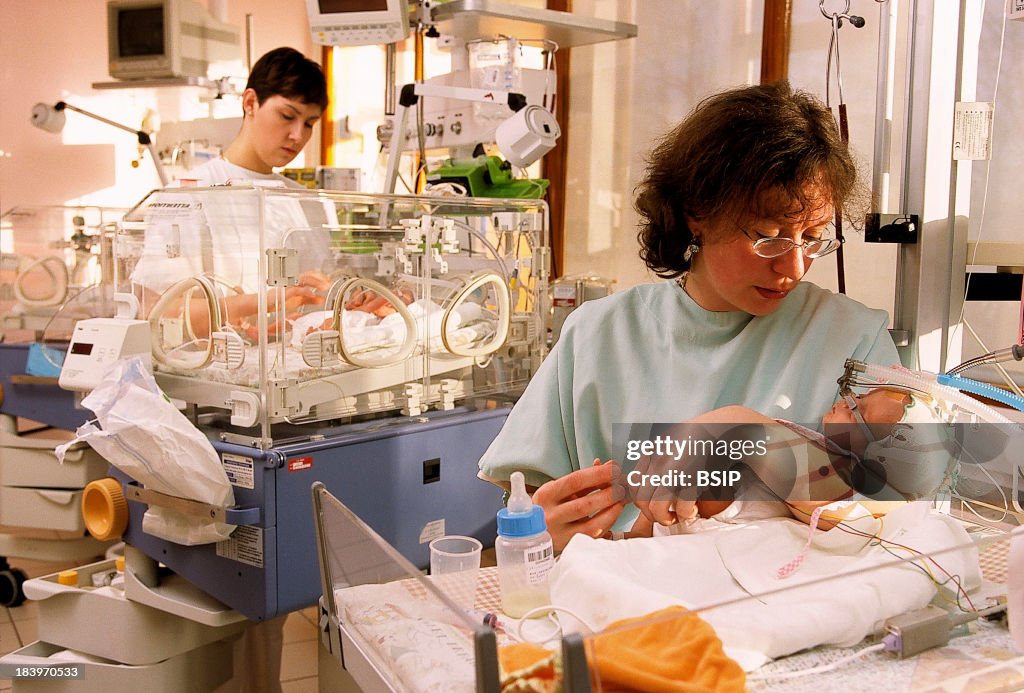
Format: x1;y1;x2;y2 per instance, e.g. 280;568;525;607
865;213;919;244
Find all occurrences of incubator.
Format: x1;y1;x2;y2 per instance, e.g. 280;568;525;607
0;205;123;343
311;361;1024;690
0;206;126;606
116;185;549;445
56;185;551;622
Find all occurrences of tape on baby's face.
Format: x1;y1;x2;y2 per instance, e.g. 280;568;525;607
863;394;954;499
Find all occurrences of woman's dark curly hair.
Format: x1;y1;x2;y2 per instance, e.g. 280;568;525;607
635;81;862;278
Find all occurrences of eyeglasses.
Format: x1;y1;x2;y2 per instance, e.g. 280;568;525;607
751;235;844;259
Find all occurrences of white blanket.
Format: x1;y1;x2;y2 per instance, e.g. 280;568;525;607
335;581;477;693
550;503;980;671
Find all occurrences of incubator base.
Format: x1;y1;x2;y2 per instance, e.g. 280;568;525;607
117;406;509;621
0;413;115;607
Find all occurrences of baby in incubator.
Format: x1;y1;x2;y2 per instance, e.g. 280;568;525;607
641;387;955;536
286;281;495;361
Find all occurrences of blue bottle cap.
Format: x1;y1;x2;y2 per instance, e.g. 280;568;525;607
497;505;547;538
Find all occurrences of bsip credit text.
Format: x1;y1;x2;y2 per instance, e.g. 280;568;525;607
627;468;742;488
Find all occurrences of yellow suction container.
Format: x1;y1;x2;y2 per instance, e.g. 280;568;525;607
82;478;129;541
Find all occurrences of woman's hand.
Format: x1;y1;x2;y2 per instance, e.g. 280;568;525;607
531;459;626;551
297;271;332;293
345;286;415;318
629;445;698;528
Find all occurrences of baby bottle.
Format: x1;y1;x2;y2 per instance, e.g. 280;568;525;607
496;471;555;618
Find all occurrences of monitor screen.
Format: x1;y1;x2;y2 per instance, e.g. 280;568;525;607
117;6;165;58
316;0;388;11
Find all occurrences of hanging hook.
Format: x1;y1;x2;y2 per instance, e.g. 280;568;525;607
826;13;844;108
819;0;865;28
821;0;867;108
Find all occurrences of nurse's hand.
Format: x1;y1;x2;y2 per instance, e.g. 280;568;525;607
629;449;698;528
531;459;626;551
345;286;415;318
234;272;333;340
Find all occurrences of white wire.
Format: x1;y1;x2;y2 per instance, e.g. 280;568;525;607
513;604;597;645
826;14;845;107
949;441;1009;523
746;642;887;681
423;182;468;197
960;320;1024;398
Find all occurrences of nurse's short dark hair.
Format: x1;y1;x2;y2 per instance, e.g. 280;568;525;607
246;47;329;111
635;81;863;278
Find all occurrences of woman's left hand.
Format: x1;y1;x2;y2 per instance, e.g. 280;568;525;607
531;459;626;551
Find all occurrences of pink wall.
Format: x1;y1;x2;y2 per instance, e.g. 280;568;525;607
0;0;316;211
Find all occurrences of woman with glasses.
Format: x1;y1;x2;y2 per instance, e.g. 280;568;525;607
478;81;900;550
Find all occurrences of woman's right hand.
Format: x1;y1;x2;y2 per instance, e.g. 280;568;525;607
530;459;626;551
629;444;698;528
345;286;415;318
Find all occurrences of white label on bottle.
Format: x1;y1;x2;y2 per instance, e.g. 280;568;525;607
525;540;554;586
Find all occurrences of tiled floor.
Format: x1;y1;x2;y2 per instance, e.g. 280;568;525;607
0;551;321;692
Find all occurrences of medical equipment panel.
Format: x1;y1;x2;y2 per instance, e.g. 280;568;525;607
0;205;123;343
306;0;411;47
117;186;548;446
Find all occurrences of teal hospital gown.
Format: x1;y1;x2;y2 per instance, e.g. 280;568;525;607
478;280;900;529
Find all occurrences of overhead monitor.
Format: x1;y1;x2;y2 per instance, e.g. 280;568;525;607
107;0;242;81
306;0;411;46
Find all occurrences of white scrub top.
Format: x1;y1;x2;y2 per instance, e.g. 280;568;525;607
131;160;331;293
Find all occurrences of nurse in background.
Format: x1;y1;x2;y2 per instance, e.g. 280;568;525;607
158;46;328;693
139;46;334;332
477;81;900;550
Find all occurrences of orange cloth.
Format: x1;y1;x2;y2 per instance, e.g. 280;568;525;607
498;642;561;692
587;606;746;692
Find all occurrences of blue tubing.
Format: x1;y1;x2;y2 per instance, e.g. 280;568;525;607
937;373;1024;412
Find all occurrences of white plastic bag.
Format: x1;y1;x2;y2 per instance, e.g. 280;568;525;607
56;357;236;545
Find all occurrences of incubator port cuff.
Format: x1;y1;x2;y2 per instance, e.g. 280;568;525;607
81;478;129;541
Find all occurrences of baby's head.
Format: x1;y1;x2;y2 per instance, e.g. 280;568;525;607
824;387;956;500
823;387;910;430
